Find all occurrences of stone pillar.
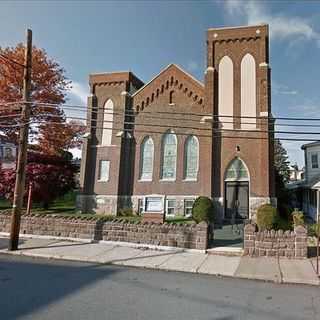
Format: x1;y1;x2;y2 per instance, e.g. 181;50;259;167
243;223;256;256
294;225;308;258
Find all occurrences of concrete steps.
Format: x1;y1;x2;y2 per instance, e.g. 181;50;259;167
207;247;244;257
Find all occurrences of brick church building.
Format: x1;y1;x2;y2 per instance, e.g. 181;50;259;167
78;24;276;222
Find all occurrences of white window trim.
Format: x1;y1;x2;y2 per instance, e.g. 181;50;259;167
165;198;176;217
160;178;176;182
184;198;195;217
183;178;198;182
138;179;153;182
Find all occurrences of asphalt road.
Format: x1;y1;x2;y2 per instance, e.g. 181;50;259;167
0;254;319;320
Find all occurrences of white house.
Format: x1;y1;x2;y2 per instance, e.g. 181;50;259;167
293;142;320;222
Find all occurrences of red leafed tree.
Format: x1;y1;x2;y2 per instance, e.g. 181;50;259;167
0;151;76;208
38;120;86;155
0;44;71;143
0;44;86;156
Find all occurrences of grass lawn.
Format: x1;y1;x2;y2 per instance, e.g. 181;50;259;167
0;198;11;210
165;216;195;224
0;191;194;224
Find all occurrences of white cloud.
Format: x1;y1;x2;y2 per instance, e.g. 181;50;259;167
272;82;298;96
282;140;304;167
288;103;320;116
223;1;320;45
69;81;89;105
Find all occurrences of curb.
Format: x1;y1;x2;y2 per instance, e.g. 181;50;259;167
1;248;319;287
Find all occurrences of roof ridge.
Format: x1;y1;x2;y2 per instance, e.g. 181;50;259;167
132;63;203;97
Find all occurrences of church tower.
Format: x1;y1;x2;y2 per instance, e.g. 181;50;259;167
205;25;275;221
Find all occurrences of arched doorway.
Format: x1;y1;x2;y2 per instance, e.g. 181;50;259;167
224;158;250;221
213;158;250;249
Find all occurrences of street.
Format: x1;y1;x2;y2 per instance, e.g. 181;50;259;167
0;254;319;320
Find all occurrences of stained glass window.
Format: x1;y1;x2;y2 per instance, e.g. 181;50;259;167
225;158;249;180
161;132;177;179
140;136;154;180
184;136;199;179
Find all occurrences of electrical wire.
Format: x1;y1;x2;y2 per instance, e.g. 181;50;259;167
17;101;320;122
25;119;320;142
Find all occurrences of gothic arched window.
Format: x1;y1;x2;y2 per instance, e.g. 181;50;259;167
225;158;249;181
218;55;234;129
184;135;199;180
140;136;154;180
161;132;177;180
101;99;113;146
241;53;256;129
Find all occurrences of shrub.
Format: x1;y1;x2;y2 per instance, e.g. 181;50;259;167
291;209;304;226
192;196;214;223
256;204;278;231
308;223;320;238
118;207;135;217
274;216;292;231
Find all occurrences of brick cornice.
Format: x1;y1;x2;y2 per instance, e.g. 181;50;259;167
132;64;204;113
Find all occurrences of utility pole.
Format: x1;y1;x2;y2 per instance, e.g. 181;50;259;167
8;29;32;251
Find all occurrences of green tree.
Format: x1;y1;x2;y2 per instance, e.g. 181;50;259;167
274;139;292;219
274;139;290;183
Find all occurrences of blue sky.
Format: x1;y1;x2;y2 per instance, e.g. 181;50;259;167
1;0;320;165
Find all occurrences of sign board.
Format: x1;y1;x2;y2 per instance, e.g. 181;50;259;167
145;197;163;212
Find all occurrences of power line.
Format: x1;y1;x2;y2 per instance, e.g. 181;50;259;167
4;109;320;137
26;119;320;142
16;101;320;122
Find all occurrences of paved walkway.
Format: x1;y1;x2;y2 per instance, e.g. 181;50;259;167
0;234;319;286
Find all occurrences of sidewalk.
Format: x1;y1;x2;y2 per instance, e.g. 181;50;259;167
0;234;319;286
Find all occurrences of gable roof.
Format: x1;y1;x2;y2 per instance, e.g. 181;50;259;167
132;64;204;111
301;141;320;150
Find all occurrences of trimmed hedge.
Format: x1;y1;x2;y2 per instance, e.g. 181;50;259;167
192;196;214;223
256;204;278;231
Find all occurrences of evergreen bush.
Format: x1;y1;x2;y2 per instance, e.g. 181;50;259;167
256;204;278;231
192;196;214;223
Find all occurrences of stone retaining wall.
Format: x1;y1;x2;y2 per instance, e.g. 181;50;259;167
0;212;208;250
244;224;308;258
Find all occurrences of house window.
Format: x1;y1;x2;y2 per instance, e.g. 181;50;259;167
311;153;318;169
184;135;199;180
138;199;144;215
161;132;177;180
145;197;163;212
184;199;194;217
140;136;154;180
310;190;317;207
98;160;110;181
166;199;176;216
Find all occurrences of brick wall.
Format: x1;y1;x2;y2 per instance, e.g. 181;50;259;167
0;212;208;250
244;224;308;258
